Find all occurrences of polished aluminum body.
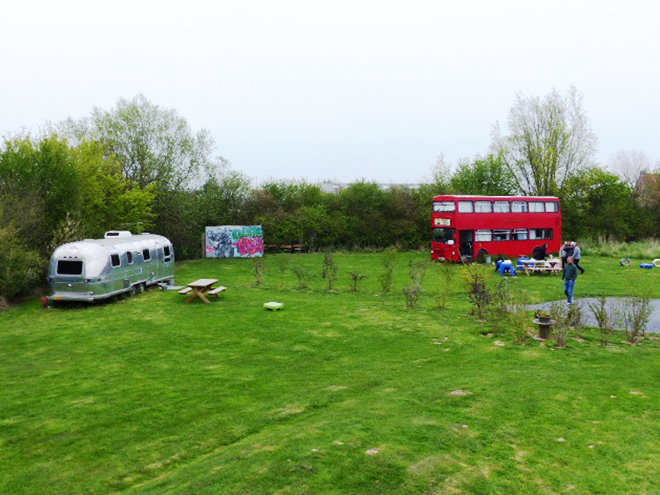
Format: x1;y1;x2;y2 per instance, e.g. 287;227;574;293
48;232;175;303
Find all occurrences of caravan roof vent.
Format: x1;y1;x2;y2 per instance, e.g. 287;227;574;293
104;231;133;238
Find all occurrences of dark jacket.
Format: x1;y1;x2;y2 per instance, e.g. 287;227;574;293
562;263;578;281
532;244;547;260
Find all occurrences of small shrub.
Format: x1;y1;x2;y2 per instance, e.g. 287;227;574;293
321;250;339;292
567;303;585;335
275;256;290;286
507;290;533;343
463;264;491;321
379;247;398;295
253;257;266;286
409;260;429;286
348;270;367;292
620;296;651;344
549;302;571;348
588;296;613;346
436;261;455;310
489;278;512;335
291;265;315;290
402;284;422;309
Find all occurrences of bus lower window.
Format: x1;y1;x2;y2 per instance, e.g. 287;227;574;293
433;228;455;244
513;229;528;240
545;228;554;239
433;201;455;212
493;230;511;241
57;260;83;275
530;229;546;239
475;230;492;241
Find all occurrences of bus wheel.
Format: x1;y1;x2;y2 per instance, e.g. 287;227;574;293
477;249;487;262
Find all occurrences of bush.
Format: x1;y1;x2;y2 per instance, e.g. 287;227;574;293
588;296;613;346
0;226;45;301
463;264;491;321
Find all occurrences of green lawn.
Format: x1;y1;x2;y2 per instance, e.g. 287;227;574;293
1;253;660;494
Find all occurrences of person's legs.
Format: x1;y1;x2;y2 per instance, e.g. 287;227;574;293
574;259;585;274
564;280;575;303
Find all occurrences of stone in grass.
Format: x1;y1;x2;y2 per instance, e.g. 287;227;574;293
448;390;473;397
263;301;284;311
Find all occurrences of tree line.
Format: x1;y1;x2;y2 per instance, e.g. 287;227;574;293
1;90;659;301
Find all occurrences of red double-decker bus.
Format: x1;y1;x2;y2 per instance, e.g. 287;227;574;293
431;195;562;261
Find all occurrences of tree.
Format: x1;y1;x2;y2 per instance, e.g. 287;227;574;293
561;167;638;240
450;154;517;196
0;136;81;252
608;149;656;188
492;86;598;196
58;94;220;190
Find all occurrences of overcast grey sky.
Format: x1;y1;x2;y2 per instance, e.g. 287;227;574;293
1;1;659;184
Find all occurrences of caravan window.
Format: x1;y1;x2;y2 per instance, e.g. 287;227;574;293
163;245;171;262
143;249;151;261
111;254;121;267
127;251;133;264
57;260;83;275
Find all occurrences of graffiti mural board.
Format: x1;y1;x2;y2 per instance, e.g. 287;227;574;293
205;226;264;258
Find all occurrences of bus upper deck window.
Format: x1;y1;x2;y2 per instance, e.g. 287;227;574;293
494;201;510;213
546;202;559;212
512;201;528;213
433;201;455;213
475;201;492;213
458;201;473;213
529;202;544;212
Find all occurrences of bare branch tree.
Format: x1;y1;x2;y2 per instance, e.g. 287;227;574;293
607;149;654;188
491;86;598;196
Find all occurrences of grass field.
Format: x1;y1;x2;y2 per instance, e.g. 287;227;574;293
2;252;660;494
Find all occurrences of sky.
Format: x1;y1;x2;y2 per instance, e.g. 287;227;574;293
1;1;659;185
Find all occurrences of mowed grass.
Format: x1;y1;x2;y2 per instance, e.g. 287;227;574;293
1;252;660;494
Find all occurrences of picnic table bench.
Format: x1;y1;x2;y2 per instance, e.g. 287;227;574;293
180;279;226;303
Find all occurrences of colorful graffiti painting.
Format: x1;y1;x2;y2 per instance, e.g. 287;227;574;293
205;226;263;258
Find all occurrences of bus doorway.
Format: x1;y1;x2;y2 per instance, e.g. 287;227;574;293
459;230;474;261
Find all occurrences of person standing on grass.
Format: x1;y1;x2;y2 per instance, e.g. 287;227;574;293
572;241;585;274
562;256;579;304
560;241;574;267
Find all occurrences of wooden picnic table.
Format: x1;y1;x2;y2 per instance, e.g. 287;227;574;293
519;258;562;276
181;278;219;303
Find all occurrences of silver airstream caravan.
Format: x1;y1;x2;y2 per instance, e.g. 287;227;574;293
47;231;175;303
